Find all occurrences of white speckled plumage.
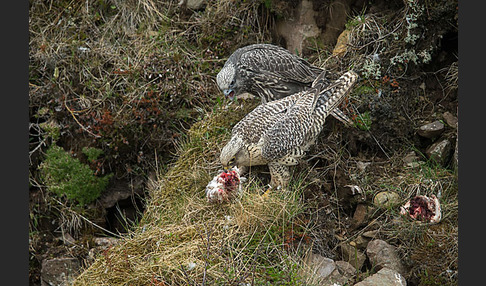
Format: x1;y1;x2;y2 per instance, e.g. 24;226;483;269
220;70;358;188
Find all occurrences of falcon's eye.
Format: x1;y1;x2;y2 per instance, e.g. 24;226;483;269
228;156;236;166
230;79;235;87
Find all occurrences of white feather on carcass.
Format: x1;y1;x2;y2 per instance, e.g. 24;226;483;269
206;167;245;203
400;194;441;223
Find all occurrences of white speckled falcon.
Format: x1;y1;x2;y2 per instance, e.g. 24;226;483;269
220;70;358;188
216;43;353;126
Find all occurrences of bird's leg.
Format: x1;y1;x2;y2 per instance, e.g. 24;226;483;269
268;162;290;189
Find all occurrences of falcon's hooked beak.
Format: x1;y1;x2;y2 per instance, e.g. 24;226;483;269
222;157;236;171
224;89;236;101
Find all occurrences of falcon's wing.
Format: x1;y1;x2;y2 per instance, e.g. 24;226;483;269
238;45;323;84
261;71;358;161
261;88;319;161
231;91;302;144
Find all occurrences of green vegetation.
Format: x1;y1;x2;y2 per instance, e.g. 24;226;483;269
355;111;372;131
39;145;112;206
82;147;104;162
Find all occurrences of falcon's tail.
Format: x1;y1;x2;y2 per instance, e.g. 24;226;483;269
314;71;358;118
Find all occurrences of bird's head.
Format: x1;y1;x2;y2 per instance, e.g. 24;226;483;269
220;137;246;169
216;63;238;100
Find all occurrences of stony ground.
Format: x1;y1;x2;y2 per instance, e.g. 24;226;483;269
29;0;458;285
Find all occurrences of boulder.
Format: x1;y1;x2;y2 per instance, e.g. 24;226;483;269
304;252;336;279
417;121;444;139
303;253;357;286
366;239;407;277
339;242;367;270
425;138;451;166
276;0;321;55
354;267;406;286
442;111;458;128
41;257;81;286
373;191;401;208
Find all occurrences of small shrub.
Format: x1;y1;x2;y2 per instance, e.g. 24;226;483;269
39;145;112;206
39;119;61;142
82;147;104;162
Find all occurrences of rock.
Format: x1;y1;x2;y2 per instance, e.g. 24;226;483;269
335;260;357;277
402;151;423;168
353;235;371;250
442;112;458;128
94;237;119;247
98;178;144;209
178;0;206;10
366;239;407;277
425;138;451;166
339;242;367;271
362;230;379;239
351;203;369;229
373;191;401;208
354;268;407;286
41;257;81;286
323;267;353;286
302;252;340;285
276;0;321;55
417;121;444;139
304;252;336;279
333;29;351;57
304;255;357;286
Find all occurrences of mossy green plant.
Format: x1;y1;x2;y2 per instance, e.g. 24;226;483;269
39;145;112;206
39;119;61;142
355;111;372;131
82;146;104;162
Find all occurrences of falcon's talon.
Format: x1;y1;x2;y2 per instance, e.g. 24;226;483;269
260;188;272;200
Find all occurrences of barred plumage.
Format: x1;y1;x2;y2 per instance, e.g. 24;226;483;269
220;70;358;188
216;43;353;126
